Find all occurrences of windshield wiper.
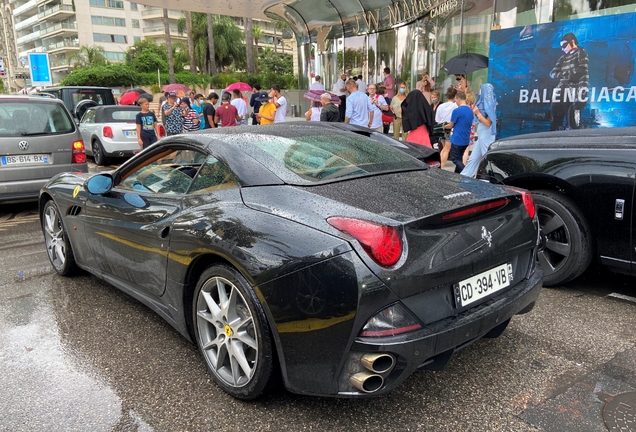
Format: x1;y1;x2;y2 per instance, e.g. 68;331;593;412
20;132;50;136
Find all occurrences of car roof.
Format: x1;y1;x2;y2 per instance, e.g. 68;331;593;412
492;127;636;150
0;95;66;104
88;105;141;111
42;86;113;90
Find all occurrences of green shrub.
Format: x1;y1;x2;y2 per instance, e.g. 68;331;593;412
61;64;141;87
150;83;161;94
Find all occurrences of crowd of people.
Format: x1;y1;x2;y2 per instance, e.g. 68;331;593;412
299;69;497;177
143;71;496;176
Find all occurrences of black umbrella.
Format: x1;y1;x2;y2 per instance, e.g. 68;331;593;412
139;92;154;102
441;53;489;75
123;87;145;95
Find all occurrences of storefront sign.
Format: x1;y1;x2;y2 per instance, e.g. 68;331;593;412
353;0;459;34
489;12;636;138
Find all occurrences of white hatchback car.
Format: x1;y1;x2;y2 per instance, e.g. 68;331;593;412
79;105;165;166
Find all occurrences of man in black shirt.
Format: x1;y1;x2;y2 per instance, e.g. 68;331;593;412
203;92;219;129
249;83;268;125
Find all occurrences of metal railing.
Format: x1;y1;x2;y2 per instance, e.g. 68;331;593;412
40;21;77;36
141;8;181;18
42;39;79;51
14;14;38;31
16;30;41;45
143;25;179;33
37;4;74;19
13;0;37;16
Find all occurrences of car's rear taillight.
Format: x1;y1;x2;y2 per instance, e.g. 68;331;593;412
442;198;510;220
103;126;113;138
327;217;402;267
158;124;166;137
426;160;441;168
360;303;422;337
505;186;535;219
72;140;86;164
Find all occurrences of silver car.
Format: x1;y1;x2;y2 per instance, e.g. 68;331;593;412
79;105;163;166
0;95;88;204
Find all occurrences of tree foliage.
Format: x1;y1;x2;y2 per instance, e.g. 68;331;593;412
68;45;107;69
178;14;245;72
61;64;141;86
257;48;293;75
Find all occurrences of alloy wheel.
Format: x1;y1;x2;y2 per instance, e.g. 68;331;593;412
196;276;258;388
536;204;571;277
43;204;66;270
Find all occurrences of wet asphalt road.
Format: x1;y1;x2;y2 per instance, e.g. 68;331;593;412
1;186;635;431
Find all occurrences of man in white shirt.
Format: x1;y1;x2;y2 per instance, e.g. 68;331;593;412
332;73;347;121
356;75;367;94
230;89;248;125
310;76;325;92
434;87;458;168
271;84;287;123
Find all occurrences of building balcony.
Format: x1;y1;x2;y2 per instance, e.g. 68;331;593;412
38;4;74;21
51;60;72;70
40;22;77;37
140;8;181;19
142;25;179;35
13;0;38;17
42;39;79;53
14;14;38;31
16;30;41;45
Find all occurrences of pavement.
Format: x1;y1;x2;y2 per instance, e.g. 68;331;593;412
0;200;635;431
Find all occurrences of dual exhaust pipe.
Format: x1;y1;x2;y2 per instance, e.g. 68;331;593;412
349;353;395;393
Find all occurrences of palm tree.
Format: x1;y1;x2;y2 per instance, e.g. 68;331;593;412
272;23;277;55
245;18;255;74
276;21;288;55
185;11;197;73
177;14;245;72
68;45;106;69
163;9;175;83
206;14;217;74
252;25;263;49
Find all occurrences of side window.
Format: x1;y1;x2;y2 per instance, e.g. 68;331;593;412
189;156;238;193
81;110;96;123
118;148;207;195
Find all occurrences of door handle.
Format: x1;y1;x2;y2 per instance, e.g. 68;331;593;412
615;199;625;220
159;226;170;238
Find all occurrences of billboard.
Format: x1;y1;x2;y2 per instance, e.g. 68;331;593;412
27;53;52;86
0;56;4;76
489;13;636;138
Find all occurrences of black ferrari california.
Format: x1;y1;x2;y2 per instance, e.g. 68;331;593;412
40;123;542;399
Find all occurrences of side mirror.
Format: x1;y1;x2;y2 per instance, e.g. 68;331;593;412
86;174;113;195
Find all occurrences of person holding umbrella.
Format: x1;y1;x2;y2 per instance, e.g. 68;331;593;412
320;93;340;122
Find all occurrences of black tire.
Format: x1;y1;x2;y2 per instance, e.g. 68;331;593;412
533;189;593;286
192;264;277;399
41;200;77;276
92;139;109;166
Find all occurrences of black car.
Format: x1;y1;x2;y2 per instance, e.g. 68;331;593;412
478;127;636;286
40;123;542;399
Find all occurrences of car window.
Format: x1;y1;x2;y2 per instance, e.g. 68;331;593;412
231;132;424;184
111;110;139;121
71;90;109;106
118;148;207;195
81;110;96;124
0;101;74;136
188;156;238;193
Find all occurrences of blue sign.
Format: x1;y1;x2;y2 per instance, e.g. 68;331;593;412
489;12;636;138
27;53;52;86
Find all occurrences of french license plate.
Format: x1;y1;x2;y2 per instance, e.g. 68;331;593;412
453;263;513;308
1;154;49;166
125;130;137;138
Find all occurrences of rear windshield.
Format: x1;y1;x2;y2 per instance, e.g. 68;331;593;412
111;110;139;121
71;89;114;106
0;101;75;136
223;132;425;184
